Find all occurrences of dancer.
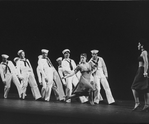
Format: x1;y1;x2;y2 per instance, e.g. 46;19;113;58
37;49;65;101
61;49;88;103
89;50;115;104
16;50;41;100
131;41;149;111
63;53;95;105
0;54;22;98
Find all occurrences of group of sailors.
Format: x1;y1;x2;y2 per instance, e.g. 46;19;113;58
0;49;115;105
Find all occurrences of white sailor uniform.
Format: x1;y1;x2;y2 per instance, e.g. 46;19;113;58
16;58;41;100
37;55;65;101
90;56;115;104
0;60;22;98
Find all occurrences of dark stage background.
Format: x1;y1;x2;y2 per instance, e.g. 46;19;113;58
0;1;149;101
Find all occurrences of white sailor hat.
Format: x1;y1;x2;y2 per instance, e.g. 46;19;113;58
62;49;70;54
17;50;24;55
41;49;49;54
56;57;63;61
1;54;9;59
91;50;99;54
14;57;19;62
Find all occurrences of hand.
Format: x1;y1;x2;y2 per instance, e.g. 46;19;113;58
39;81;42;85
62;76;66;79
143;72;148;77
19;76;24;80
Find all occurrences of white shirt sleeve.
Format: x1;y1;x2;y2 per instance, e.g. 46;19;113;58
8;61;18;75
0;64;5;82
61;60;72;74
38;58;46;78
36;65;42;83
71;59;77;70
26;59;33;72
101;58;108;77
16;60;22;78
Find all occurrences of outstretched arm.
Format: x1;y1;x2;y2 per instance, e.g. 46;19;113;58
63;66;80;79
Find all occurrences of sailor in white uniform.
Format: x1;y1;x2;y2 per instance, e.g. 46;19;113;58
16;50;41;100
61;49;88;103
89;50;115;104
0;54;22;98
37;49;65;101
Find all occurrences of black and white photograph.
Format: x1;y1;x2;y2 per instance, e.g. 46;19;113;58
0;0;149;124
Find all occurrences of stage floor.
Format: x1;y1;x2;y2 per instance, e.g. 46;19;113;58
0;94;149;124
